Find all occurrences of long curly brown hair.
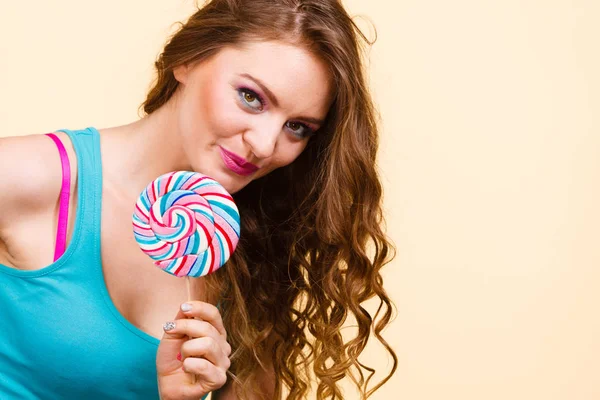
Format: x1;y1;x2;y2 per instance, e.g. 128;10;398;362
142;0;397;398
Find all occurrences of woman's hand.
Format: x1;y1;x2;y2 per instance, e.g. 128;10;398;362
157;301;232;400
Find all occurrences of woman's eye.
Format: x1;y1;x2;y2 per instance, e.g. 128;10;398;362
238;88;263;111
286;121;314;139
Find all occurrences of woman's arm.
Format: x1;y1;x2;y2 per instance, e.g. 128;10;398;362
0;134;67;266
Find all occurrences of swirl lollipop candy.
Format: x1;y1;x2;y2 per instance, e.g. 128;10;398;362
132;171;240;278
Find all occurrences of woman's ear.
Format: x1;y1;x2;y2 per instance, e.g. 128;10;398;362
173;63;191;85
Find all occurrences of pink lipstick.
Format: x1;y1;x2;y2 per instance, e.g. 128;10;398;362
219;146;260;176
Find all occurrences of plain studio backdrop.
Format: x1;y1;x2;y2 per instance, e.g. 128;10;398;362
1;1;599;399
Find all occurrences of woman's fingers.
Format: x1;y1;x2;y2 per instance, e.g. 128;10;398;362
179;301;227;339
157;308;190;373
181;336;232;369
165;318;232;357
182;357;228;388
161;301;231;370
157;301;231;399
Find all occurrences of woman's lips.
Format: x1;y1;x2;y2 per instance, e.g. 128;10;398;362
219;146;260;176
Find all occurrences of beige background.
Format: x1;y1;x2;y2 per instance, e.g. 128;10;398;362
1;1;599;399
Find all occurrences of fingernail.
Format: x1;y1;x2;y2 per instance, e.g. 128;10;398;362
163;321;176;331
176;352;182;361
181;303;192;312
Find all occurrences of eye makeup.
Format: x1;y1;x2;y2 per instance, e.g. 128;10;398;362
235;84;320;139
237;87;265;111
285;121;315;139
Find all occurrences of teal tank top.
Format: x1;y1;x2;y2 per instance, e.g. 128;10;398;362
0;127;209;399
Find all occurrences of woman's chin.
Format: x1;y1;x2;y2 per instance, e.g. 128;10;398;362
202;169;247;194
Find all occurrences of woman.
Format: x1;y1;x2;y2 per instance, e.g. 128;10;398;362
0;0;396;399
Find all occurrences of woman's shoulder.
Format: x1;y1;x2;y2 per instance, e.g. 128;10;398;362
0;133;67;230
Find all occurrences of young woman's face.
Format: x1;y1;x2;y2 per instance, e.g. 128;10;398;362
173;40;333;194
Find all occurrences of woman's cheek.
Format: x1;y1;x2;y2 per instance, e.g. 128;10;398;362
275;141;308;168
204;96;247;139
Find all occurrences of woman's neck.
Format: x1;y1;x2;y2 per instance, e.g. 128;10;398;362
100;96;190;204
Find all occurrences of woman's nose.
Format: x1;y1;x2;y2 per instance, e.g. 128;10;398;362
243;121;281;160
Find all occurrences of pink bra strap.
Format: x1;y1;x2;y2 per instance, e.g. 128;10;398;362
45;133;71;262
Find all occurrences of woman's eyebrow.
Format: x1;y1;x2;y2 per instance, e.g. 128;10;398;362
239;73;325;126
239;73;280;107
297;116;325;125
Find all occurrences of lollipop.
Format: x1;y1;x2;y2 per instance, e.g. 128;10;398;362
132;171;240;277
